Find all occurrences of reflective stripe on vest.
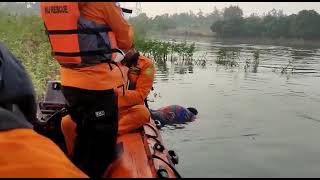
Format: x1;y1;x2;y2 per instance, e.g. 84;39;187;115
40;2;118;68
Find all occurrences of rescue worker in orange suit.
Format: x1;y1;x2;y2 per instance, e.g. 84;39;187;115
117;52;155;135
40;2;136;178
0;42;88;178
61;53;155;163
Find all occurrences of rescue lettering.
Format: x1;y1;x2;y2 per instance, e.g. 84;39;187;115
45;6;68;14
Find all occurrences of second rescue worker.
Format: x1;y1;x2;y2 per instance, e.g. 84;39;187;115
40;2;136;178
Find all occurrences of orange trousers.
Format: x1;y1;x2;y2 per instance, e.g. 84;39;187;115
61;105;150;157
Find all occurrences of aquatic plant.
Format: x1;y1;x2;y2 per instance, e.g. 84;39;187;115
252;49;260;73
134;37;197;63
215;48;239;68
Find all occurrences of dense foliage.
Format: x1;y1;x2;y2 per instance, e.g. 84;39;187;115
128;8;222;36
210;6;320;40
0;12;58;98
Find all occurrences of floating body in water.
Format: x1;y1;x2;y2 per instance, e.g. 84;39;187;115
150;105;198;126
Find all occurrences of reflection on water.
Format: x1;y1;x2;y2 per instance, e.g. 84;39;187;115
148;36;320;177
161;124;187;130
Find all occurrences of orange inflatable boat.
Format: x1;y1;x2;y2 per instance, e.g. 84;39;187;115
35;81;181;178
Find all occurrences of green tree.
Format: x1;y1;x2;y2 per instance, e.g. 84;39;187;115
210;20;224;36
223;5;243;20
211;5;244;37
128;13;151;36
152;13;176;32
205;6;222;27
243;14;263;37
295;10;320;39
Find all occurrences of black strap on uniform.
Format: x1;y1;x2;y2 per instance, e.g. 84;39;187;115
57;48;125;68
46;27;112;35
53;48;123;57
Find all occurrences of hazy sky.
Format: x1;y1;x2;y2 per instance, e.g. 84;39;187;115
122;2;320;17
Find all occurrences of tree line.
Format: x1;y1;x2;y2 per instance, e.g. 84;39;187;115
129;5;320;40
128;8;222;36
210;6;320;40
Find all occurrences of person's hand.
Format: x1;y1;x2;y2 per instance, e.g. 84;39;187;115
125;51;140;67
123;47;137;61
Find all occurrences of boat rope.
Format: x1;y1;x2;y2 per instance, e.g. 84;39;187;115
144;123;159;138
152;154;182;178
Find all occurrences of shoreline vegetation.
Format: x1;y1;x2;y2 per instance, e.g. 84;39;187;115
210;7;320;41
128;5;320;48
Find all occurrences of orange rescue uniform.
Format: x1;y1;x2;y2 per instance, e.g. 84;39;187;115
60;2;134;90
0;129;88;178
118;55;155;108
117;55;155;135
61;55;155;156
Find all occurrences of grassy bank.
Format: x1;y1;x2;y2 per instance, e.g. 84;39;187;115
0;13;59;99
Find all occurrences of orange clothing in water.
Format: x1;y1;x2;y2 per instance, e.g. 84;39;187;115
0;129;88;178
60;2;134;90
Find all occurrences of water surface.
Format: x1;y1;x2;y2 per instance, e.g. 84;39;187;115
148;36;320;178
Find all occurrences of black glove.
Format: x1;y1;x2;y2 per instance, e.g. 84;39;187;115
125;52;140;68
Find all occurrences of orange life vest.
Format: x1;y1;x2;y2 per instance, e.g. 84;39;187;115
40;2;123;68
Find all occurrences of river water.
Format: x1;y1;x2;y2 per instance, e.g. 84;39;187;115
147;36;320;178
